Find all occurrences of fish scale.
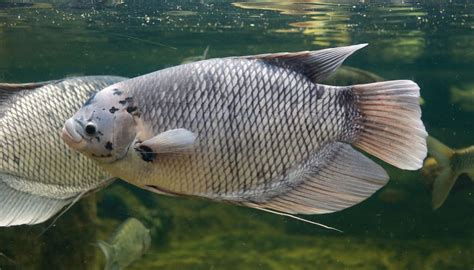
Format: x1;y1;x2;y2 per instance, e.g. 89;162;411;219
122;58;358;201
0;77;123;198
64;44;427;215
0;76;129;226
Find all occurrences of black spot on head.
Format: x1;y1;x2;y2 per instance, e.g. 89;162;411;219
84;92;96;106
112;89;123;96
105;141;113;151
119;97;133;105
91;153;113;158
126;106;138;114
136;145;156;162
109;107;119;114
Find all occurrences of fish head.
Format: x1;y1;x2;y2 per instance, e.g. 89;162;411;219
61;84;137;163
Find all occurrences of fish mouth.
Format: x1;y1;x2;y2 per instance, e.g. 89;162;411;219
61;118;84;146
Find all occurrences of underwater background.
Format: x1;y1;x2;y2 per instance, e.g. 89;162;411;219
0;0;473;269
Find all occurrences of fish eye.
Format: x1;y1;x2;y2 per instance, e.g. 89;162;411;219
84;123;97;136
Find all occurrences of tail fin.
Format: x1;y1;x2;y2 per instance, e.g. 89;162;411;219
97;240;115;270
352;80;428;170
427;136;458;209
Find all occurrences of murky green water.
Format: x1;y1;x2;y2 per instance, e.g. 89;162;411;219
0;0;473;269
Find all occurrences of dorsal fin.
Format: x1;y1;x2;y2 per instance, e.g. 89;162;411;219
239;44;368;83
0;80;62;101
0;80;61;92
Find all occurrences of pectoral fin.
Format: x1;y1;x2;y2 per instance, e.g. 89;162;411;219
134;128;197;162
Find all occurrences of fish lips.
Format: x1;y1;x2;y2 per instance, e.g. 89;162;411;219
61;118;85;147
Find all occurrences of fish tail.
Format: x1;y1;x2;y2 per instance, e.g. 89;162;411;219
97;240;115;270
426;136;458;209
352;80;428;170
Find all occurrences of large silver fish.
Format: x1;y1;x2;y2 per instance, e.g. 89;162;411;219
98;217;151;270
62;44;428;215
0;76;126;226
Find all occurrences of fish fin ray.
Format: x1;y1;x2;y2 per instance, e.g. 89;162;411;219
202;45;210;59
249;206;342;232
352;80;428;170
239;44;368;83
0;174;73;226
242;142;389;214
37;189;89;237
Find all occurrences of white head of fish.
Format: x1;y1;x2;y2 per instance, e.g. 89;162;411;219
61;84;137;164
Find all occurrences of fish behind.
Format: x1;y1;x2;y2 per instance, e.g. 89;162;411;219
0;76;126;226
62;44;428;216
424;136;474;209
98;218;151;270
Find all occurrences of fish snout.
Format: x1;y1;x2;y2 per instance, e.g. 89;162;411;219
61;118;84;147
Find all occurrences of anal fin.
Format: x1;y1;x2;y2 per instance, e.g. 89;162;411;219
0;173;72;226
244;142;389;214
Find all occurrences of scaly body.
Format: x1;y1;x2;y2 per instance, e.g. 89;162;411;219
63;44;427;216
0;76;126;226
108;58;361;202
